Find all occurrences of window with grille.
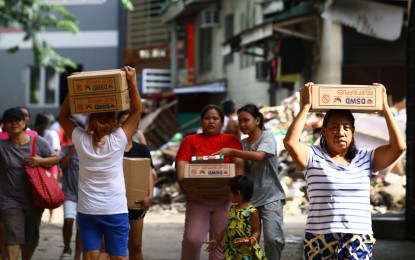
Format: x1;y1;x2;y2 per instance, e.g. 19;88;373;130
27;66;59;107
224;14;234;65
198;28;212;74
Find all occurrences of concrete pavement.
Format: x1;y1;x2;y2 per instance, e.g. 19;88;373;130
33;205;415;259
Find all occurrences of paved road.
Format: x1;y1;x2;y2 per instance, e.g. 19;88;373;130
33;206;415;260
33;206;305;260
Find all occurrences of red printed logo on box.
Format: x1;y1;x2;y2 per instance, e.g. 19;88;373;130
322;95;330;103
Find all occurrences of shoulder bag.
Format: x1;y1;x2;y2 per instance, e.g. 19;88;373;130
25;135;66;209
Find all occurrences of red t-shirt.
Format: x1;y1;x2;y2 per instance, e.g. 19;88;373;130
175;133;242;163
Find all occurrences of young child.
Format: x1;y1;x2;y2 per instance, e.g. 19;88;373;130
59;143;82;260
206;175;267;259
214;104;285;259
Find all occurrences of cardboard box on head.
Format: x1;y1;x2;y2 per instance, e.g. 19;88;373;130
123;157;150;209
67;69;128;96
69;90;130;114
310;84;383;113
67;69;132;114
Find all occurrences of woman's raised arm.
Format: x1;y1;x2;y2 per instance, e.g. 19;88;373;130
372;83;406;172
121;66;142;140
283;82;313;169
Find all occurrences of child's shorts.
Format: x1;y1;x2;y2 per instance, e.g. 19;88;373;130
78;213;130;256
304;232;376;260
63;200;77;219
128;209;146;221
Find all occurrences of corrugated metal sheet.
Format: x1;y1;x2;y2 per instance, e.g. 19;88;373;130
127;0;169;48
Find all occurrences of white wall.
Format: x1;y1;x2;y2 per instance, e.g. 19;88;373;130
315;19;342;84
222;0;270;106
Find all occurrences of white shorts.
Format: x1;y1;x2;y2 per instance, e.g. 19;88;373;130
63;200;78;219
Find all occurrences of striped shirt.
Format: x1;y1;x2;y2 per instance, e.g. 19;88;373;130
302;145;376;235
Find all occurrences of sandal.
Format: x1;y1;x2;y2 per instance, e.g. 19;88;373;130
59;252;72;260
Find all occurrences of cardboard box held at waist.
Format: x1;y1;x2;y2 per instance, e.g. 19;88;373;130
67;69;130;114
182;155;235;201
310;84;383;112
123;158;150;209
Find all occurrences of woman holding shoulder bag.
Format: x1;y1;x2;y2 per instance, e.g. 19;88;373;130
0;107;58;260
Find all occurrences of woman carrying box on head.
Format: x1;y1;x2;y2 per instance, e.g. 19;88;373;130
98;109;155;260
283;82;406;259
60;66;142;260
175;104;244;260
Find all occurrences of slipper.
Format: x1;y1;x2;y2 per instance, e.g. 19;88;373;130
59;253;71;260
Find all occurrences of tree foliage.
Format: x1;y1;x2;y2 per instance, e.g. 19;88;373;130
0;0;133;73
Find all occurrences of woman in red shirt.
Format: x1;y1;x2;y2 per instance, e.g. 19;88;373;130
175;104;244;260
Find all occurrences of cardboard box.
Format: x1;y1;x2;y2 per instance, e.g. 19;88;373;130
67;69;128;96
310;84;383;112
69;90;130;114
123;157;150;209
182;163;235;200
